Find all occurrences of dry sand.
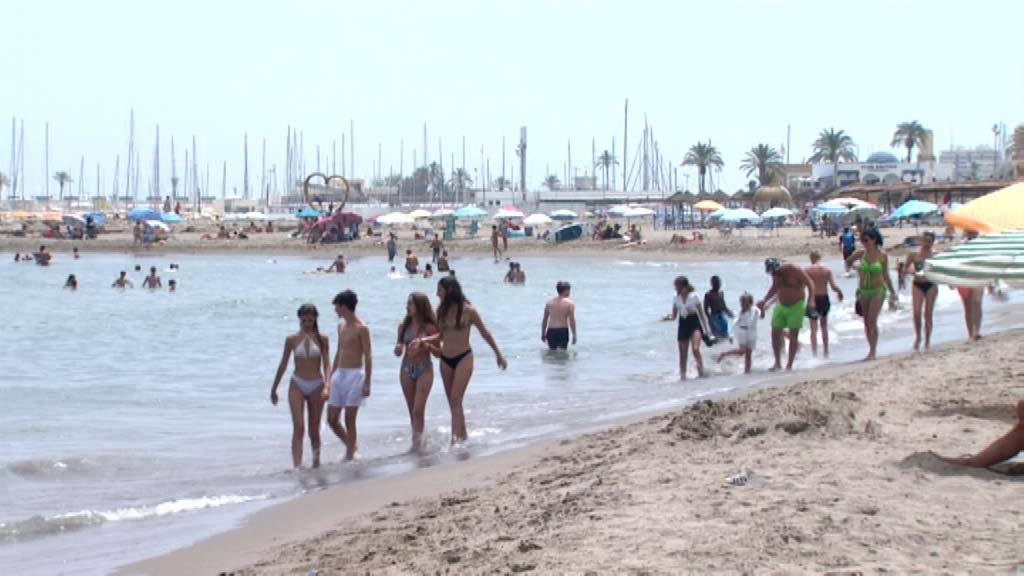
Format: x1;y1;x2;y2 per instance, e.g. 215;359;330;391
0;225;941;262
126;331;1024;575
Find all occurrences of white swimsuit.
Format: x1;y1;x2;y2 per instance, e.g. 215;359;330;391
290;336;324;397
733;310;758;349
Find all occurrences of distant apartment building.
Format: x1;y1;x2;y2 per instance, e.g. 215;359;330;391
935;146;1001;181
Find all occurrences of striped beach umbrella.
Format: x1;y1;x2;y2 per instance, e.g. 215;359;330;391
923;232;1024;288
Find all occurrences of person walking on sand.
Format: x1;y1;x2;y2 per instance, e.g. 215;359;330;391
325;291;372;461
844;228;897;361
955;230;986;342
431;236;443;263
393;292;439;452
542;281;577;351
839;226;856;274
805;250;844;357
663;276;711;380
142;266;162;289
716;293;758;374
902;231;939;350
270;304;331;468
703;275;733;342
386;234;397;264
421;277;507;444
490;225;502;261
756;258;816;371
499;219;510;252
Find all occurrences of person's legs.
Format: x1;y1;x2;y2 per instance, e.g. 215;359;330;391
770;328;783;371
343;407;359;460
743;348;752;374
959;289;974;340
689;331;704;377
411;370;434;451
911;285;924;351
808;315;819;356
287;384;305;468
326;406;348;449
923;287;938;349
820;316;831;358
306;387;325;468
446;354;475;443
785;328;799;370
677;340;689;380
400;371;416;422
864;294;884;360
972;289;984;339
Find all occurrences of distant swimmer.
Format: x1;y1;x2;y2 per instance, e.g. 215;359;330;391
541;281;576;350
388;266;403;279
423;277;507;444
326;290;372;461
716;293;758;374
111;271;134;288
405;249;420;275
64;274;78;290
142;266;162;289
757;258;816;371
394;292;439;452
804;250;844;358
423;263;433;279
73;247;80;260
168;279;177;292
34;245;51;266
326;254;347;273
513;262;525;284
431;236;443;263
270;303;330;468
503;262;515;283
663;275;711;380
437;250;451;272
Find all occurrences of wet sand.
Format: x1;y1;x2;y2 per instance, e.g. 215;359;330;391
122;330;1024;575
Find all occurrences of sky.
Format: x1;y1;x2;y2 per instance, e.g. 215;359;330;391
2;0;1022;199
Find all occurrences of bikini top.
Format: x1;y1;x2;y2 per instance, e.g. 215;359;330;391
402;325;425;345
859;257;883;288
293;335;321;360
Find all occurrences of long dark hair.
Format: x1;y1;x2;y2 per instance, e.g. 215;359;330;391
401;292;437;337
297;303;320;338
437;276;468;329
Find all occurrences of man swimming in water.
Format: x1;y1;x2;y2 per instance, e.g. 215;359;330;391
805;250;844;357
325;290;372;461
326;254;346;273
142;266;162;289
112;271;133;288
757;257;816;371
437;250;450;272
405;249;420;275
542;281;577;350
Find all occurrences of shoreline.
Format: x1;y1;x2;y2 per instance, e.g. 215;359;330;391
120;329;1024;575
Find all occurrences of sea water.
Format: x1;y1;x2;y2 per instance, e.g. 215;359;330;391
0;250;1018;575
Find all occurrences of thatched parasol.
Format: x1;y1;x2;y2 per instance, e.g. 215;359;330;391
753;185;793;206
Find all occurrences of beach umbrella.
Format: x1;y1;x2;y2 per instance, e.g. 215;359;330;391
718;208;762;224
431;208;453;217
607;205;631;217
408;209;432;220
296;207;320;218
494;208;525;220
452;205;487;219
887;199;938;220
61;214;86;227
243;211;267;221
549;209;578;220
760;207;794;219
923;231;1024;287
829;197;876;208
376;212;415;225
40;210;63;222
160;212;183;223
944;182;1024;233
144;220;170;232
127;207;161;221
523;213;553;225
693;200;724;212
624;206;656;217
9;210;33;220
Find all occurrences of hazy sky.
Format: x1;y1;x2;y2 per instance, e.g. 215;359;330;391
3;0;1022;198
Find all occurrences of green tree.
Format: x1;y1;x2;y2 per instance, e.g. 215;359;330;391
543;174;560;191
447;168;473;204
809;128;857;188
890;121;928;163
681;141;723;194
594;150;619;191
53;171;73;201
740;144;784;186
493;176;510;191
0;172;9;201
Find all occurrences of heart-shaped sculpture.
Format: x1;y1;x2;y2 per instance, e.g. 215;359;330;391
303;172;351;212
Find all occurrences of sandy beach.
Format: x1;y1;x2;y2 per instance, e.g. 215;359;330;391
0;224;940;263
124;330;1024;575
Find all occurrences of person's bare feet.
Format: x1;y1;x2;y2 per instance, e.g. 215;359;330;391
769;364;782;372
913;338;921;351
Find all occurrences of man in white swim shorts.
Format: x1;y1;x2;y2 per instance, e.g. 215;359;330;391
324;290;372;461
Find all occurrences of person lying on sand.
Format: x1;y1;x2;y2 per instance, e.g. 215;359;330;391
939;400;1024;469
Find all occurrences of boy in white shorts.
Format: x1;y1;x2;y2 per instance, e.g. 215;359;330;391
324;290;372;461
716;293;758;374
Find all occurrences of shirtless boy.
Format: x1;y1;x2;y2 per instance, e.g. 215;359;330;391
541;281;577;350
324;290;373;461
112;271;134;288
805;250;844;357
326;254;346;273
142;266;162;289
756;258;816;371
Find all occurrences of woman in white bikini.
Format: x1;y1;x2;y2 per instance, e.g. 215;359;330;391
271;304;331;468
423;277;506;444
393;292;439;452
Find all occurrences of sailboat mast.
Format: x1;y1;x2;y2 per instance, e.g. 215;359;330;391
45;122;50;201
243;133;249;199
622;99;628;192
262;138;267;209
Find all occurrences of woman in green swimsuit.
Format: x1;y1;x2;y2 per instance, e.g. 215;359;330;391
844;227;897;361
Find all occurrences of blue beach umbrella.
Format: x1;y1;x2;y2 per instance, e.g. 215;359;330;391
127;207;162;221
719;208;762;224
296;208;320;218
452;205;487;219
888;199;938;220
160;212;182;223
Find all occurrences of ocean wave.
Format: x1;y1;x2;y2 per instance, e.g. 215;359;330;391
0;494;267;543
5;457;99;480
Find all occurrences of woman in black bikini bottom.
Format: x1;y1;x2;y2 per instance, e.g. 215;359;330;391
427;277;507;444
904;232;938;351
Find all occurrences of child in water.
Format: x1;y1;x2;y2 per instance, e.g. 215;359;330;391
704;275;733;342
716;293;757;374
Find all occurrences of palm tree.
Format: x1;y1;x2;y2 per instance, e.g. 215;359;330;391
681;141;723;195
427;162;443;202
53;171;73;201
0;172;9;201
493;176;510;191
594;150;619;191
891;121;927;163
809;128;857;188
740;144;784;186
543;174;560;191
447;168;473;204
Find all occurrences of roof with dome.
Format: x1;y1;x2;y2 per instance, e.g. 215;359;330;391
865;151;900;164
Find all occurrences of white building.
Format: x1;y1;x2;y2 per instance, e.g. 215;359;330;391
810;151;930;188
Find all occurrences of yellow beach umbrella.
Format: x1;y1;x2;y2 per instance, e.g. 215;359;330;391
407;209;432;220
9;210;33;219
944;182;1024;233
693;200;724;211
41;211;63;222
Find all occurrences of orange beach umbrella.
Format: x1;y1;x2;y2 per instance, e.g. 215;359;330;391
944;182;1024;233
